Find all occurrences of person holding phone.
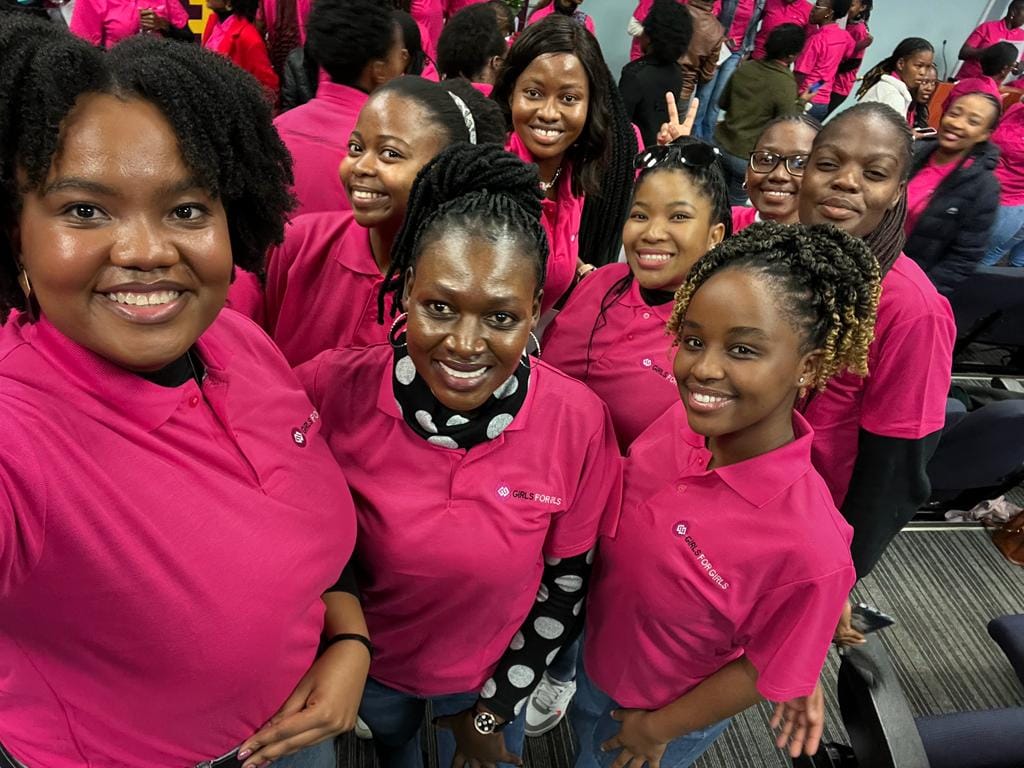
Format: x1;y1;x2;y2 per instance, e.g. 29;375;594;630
715;23;806;205
793;0;854;122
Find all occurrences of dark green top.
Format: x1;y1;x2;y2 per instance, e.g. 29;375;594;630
715;59;802;158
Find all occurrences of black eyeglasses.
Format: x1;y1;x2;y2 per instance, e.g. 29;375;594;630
634;142;721;171
748;150;810;177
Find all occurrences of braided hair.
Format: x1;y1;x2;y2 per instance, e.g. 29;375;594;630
668;222;881;390
379;143;548;321
585;137;731;378
0;23;293;320
814;102;912;274
492;15;638;267
857;37;933;101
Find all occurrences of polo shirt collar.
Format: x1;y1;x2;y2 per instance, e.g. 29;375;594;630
315;81;370;112
680;410;815;507
621;277;676;322
329;215;380;277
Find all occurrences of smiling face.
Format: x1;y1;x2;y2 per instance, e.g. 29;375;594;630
673;268;819;466
938;93;998;154
799;114;906;237
896;49;935;90
509;52;589;165
403;229;541;413
15;93;232;372
339;91;448;231
746;121;818;224
623;169;725;292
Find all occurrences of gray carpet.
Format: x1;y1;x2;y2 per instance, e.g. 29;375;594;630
337;526;1024;768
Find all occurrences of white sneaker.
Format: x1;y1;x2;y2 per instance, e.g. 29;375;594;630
354;716;373;740
524;672;577;737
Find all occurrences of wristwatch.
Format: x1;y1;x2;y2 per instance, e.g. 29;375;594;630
472;707;510;735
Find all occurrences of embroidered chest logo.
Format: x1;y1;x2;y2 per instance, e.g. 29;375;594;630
292;410;320;447
496;482;563;506
642;358;677;384
673;521;730;590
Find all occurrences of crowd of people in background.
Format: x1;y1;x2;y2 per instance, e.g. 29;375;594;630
0;1;1022;768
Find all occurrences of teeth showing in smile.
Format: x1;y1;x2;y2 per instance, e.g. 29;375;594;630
438;361;488;380
639;253;672;262
764;191;792;198
352;190;385;201
107;291;180;306
692;392;730;405
533;128;563;138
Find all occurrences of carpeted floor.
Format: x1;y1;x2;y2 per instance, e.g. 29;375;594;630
336;526;1024;768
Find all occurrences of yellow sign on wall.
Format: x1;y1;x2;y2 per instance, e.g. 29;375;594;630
187;0;212;36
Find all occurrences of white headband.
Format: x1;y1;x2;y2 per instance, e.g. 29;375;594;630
447;92;477;145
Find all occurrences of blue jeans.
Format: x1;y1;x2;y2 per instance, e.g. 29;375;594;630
570;660;730;768
359;677;526;768
271;740;337;768
805;102;829;123
694;50;742;141
718;148;750;206
982;203;1024;267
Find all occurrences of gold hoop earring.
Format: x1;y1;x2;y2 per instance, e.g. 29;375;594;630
18;269;37;321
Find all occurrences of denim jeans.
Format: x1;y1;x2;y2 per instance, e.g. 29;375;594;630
693;50;742;141
271;740;337;768
982;203;1024;267
570;660;731;768
805;102;829;123
546;635;583;683
718;148;750;206
359;677;526;768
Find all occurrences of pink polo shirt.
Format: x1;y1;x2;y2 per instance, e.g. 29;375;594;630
993;103;1024;206
297;343;622;696
802;255;955;507
794;23;855;104
725;0;756;49
70;0;189;48
905;156;967;235
0;311;356;768
543;263;678;451
833;20;870;98
630;0;654;61
527;3;596;34
226;268;265;324
264;211;392;367
411;0;445;59
506;132;582;312
731;205;759;232
585;406;854;709
257;0;313;45
958;19;1024;80
753;0;813;60
273;81;369;217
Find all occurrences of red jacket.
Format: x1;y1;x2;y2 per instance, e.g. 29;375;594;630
202;14;279;99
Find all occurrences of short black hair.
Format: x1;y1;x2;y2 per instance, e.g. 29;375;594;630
229;0;259;22
0;21;293;319
765;22;806;61
437;3;506;81
642;0;692;65
372;75;506;147
980;41;1019;76
492;15;638;267
381;143;548;318
829;0;853;19
306;0;397;86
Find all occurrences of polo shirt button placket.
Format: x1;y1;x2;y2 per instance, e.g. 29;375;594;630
189;395;200;408
643;312;651;320
676;484;686;493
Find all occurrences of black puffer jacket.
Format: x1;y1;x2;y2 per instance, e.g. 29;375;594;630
905;140;1001;296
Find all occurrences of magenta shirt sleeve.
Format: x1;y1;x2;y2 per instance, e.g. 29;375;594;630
740;566;855;701
69;0;108;46
859;313;954;439
160;0;189;28
543;406;623;558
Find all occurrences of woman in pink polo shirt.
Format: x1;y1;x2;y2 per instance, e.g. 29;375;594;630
856;37;935;124
829;0;873;115
733;114;821;232
263;76;504;366
575;222;876;768
297;143;621;768
491;15;637;312
528;0;596;34
0;22;366;768
543;138;731;452
983;102;1024;266
70;0;191;47
798;102;956;580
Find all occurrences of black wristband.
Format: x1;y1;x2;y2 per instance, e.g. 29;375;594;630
323;633;374;658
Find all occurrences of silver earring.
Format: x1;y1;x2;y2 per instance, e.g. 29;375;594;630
529;331;542;359
388;312;408;348
799;377;805;384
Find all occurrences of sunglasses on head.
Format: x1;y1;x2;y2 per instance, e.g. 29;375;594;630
634;142;721;171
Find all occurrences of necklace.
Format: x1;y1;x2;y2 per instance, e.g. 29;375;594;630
539;165;562;193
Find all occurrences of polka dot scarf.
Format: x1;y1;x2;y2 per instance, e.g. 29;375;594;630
391;336;531;450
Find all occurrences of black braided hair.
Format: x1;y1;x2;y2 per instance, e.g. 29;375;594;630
584;136;731;378
814;102;912;274
857;37;933;101
379;143;548;321
437;2;506;81
492;15;638;267
668;222;882;389
306;0;397;87
372;75;507;148
0;24;293;320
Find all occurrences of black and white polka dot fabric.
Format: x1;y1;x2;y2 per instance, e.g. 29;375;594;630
477;549;593;722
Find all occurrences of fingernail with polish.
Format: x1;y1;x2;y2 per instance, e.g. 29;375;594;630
238;750;252;760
